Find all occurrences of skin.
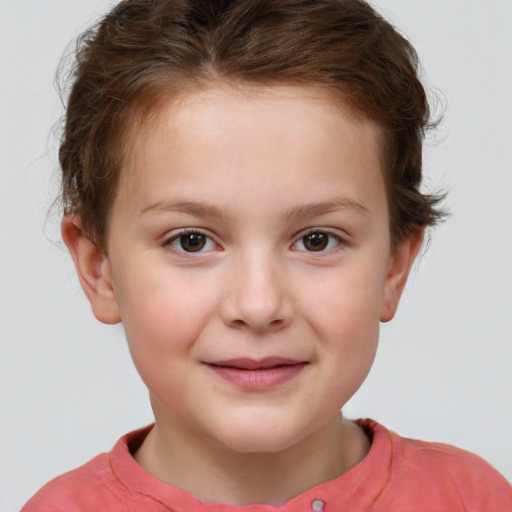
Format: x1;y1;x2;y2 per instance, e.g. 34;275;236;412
63;84;422;506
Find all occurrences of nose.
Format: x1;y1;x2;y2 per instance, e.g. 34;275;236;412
220;252;294;334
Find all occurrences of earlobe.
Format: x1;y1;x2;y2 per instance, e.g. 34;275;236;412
380;230;424;322
61;215;121;325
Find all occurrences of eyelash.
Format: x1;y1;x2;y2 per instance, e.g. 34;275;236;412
162;229;220;254
291;229;347;253
162;228;347;255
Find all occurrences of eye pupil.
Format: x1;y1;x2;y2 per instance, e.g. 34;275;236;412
180;233;206;252
304;232;328;251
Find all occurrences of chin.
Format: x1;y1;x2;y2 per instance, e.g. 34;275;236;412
211;410;311;454
220;431;300;454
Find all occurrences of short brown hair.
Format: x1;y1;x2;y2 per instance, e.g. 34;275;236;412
59;0;445;250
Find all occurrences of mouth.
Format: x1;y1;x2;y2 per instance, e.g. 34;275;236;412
207;357;306;370
203;357;309;390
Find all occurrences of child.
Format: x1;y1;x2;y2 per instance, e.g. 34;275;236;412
21;0;512;510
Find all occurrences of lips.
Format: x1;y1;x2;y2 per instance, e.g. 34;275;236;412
207;357;305;370
204;357;308;390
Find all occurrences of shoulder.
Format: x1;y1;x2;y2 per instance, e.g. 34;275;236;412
362;419;512;510
391;427;510;488
21;452;123;512
20;427;155;512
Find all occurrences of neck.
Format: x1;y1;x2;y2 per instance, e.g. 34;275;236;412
134;411;370;506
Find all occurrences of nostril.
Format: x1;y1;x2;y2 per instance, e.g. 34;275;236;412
223;308;292;332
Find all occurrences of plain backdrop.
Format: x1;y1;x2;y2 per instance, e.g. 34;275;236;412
1;0;511;509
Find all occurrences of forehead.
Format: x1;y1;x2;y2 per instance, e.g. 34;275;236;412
115;83;387;221
126;83;383;161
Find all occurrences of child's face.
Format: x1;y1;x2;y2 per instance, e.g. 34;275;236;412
67;84;418;454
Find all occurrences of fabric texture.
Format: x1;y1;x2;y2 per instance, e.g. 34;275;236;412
22;419;512;512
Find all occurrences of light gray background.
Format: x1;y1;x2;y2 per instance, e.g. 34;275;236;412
1;0;511;510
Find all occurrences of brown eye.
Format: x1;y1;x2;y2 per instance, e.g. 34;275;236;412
166;230;218;254
292;230;343;253
303;232;329;251
179;233;207;252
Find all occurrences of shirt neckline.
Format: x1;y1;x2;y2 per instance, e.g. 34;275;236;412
110;418;392;510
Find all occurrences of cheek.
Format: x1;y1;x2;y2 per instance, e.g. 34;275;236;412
307;273;382;406
113;266;221;373
302;261;385;359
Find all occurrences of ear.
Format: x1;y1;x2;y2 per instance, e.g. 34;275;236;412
380;230;424;322
61;215;121;325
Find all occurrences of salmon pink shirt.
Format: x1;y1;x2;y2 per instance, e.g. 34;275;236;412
22;419;512;512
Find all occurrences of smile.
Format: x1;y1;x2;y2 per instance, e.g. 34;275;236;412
204;357;309;390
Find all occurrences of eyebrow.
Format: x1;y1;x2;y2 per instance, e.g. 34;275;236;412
283;198;372;221
140;200;231;219
140;197;371;220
